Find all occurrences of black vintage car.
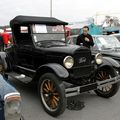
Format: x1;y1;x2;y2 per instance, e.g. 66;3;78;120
1;16;120;117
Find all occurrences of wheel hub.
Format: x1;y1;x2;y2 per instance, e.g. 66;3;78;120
96;71;113;93
40;79;60;111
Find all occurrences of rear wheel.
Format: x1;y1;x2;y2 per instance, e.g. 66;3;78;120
38;73;67;117
94;68;119;98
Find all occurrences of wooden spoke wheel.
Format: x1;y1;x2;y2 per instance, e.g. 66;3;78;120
96;71;112;93
94;68;119;98
38;73;67;117
41;79;60;111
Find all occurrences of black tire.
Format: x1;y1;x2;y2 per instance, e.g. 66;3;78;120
94;68;119;98
38;73;67;117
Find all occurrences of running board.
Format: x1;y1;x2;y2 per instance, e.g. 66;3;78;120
6;72;32;83
65;75;120;97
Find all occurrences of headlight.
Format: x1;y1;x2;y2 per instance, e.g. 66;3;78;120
63;56;74;69
4;92;21;120
95;53;103;65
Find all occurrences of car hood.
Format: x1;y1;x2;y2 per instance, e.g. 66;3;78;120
43;44;90;55
100;50;120;59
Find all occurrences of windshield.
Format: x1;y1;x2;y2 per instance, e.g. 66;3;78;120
94;36;120;50
32;24;66;43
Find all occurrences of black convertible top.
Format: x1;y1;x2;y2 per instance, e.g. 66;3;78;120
10;15;68;27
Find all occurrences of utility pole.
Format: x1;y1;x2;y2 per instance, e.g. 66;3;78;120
50;0;52;17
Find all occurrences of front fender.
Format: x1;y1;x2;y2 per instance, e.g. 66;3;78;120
98;57;120;71
34;63;69;80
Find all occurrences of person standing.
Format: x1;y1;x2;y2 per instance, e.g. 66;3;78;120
0;29;4;51
1;29;10;48
76;26;94;48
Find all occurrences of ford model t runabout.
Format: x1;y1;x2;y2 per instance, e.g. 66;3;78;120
1;16;120;117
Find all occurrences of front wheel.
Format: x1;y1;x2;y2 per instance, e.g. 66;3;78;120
94;68;119;98
38;73;67;117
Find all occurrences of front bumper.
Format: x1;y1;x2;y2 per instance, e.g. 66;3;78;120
65;75;120;97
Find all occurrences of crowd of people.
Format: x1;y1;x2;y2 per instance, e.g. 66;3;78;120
0;29;12;51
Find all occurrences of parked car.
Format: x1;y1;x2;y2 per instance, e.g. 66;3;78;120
0;72;22;120
1;15;120;117
67;35;120;63
92;35;120;62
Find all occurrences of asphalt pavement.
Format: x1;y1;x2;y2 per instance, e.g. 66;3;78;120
9;78;120;120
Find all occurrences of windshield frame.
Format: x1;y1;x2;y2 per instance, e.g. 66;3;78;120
30;24;67;45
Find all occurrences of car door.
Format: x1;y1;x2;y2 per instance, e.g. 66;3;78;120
32;47;46;70
15;44;34;69
13;25;35;69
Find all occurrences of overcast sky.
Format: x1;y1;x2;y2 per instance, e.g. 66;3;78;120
0;0;120;25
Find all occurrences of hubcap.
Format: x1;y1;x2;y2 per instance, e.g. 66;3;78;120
40;79;60;111
96;71;113;93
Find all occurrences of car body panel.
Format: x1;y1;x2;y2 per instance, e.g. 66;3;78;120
0;74;22;120
92;35;120;63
